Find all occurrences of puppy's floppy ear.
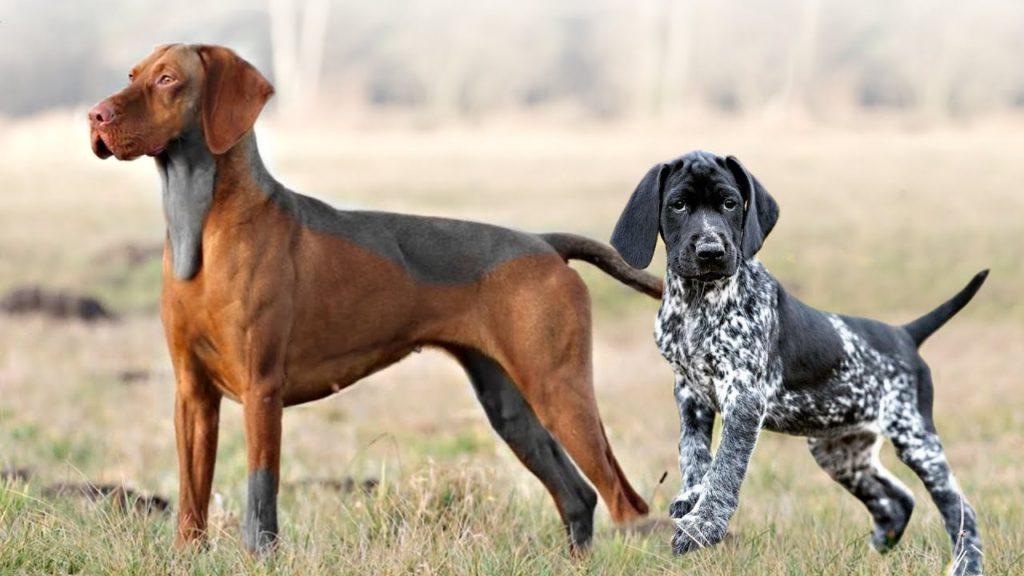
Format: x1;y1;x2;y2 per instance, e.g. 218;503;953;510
611;162;670;269
196;45;275;155
726;156;779;259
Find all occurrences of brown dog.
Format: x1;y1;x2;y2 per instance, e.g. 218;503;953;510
88;44;658;552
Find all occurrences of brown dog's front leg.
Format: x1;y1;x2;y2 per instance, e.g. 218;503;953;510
174;365;221;546
242;381;283;553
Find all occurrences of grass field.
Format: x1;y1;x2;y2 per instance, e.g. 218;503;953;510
0;114;1022;574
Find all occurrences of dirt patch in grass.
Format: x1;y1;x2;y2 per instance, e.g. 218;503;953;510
1;285;115;322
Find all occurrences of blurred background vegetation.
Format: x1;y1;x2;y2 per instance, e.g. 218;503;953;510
1;0;1023;122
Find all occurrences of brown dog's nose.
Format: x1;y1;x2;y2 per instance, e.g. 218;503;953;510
88;100;116;125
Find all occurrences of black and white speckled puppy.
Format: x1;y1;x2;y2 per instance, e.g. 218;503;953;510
610;151;988;576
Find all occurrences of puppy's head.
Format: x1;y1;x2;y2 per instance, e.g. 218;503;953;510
88;44;274;160
610;151;778;281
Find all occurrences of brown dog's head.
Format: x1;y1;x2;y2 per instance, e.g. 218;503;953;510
88;44;274;160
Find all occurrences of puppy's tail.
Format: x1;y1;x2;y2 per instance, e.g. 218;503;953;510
902;269;989;347
540;233;663;299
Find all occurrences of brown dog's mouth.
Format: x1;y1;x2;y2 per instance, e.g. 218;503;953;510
90;128;166;161
90;128;113;159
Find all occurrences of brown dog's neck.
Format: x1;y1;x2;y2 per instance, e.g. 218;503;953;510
212;131;283;206
158;128;216;280
158;129;283;281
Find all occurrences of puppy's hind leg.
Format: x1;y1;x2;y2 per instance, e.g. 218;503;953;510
891;425;982;576
455;347;598;551
888;429;981;569
888;365;982;576
808;430;915;553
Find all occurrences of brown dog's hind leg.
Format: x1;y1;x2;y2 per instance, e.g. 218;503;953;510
492;267;649;525
173;361;221;546
455;348;598;549
515;364;649;524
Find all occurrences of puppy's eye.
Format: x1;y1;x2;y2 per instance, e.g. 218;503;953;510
156;74;176;86
670;199;687;212
723;199;738;211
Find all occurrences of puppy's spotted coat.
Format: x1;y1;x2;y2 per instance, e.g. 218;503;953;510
612;151;986;575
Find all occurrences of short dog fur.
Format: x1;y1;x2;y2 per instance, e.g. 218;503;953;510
611;151;986;575
87;44;656;553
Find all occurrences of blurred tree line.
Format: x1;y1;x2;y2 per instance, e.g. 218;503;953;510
0;0;1021;120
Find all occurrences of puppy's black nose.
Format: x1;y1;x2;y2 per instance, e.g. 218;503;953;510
695;241;726;261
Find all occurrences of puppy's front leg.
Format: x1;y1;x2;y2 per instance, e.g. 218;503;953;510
670;376;715;519
673;390;765;554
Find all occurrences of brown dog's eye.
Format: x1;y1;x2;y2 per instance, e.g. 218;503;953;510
156;74;176;86
723;199;738;211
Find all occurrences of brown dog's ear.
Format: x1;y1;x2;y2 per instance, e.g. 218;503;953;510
196;45;274;155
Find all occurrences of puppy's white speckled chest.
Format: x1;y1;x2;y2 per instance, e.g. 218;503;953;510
656;263;779;412
656;305;724;408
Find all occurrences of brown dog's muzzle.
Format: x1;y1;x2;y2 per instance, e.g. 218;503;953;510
89;103;115;157
88;95;168;161
88;100;115;159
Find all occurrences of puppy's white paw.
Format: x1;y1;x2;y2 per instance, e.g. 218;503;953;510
671;512;726;555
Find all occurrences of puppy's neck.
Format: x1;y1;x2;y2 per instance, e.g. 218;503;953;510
663;260;775;320
665;267;744;310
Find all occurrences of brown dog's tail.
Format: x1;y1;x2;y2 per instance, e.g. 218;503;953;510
541;233;663;299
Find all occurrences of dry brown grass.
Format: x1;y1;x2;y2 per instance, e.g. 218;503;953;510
0;114;1021;574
